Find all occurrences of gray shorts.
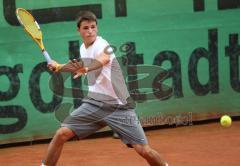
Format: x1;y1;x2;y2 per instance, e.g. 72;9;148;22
61;98;148;146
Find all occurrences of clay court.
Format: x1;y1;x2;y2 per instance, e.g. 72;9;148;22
0;120;239;166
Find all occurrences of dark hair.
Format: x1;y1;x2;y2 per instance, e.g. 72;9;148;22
76;11;97;28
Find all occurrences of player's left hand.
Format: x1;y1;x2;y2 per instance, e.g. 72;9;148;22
73;67;88;79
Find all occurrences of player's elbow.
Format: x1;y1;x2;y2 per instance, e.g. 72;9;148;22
103;58;110;65
97;53;110;66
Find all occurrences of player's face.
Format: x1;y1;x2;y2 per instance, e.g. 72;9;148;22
78;20;98;48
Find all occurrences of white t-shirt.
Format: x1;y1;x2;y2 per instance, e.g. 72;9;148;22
80;36;130;105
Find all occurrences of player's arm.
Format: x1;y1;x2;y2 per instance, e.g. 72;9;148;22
48;59;83;73
87;51;110;71
47;51;110;76
73;52;110;79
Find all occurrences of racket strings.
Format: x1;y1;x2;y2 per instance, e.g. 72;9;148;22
17;9;42;39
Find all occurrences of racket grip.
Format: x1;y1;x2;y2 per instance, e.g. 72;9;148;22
42;50;52;63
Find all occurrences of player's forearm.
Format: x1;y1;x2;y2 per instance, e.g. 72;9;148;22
84;53;110;72
84;59;100;72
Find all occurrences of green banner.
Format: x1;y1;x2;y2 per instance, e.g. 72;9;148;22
1;0;240;144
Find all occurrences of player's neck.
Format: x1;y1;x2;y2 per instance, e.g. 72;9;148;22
84;38;96;48
84;40;96;49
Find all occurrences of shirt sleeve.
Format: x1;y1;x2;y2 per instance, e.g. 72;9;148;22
93;38;110;58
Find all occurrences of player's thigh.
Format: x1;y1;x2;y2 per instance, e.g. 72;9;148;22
62;102;107;138
105;109;148;145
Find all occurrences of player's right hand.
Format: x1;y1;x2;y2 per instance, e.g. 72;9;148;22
47;60;61;72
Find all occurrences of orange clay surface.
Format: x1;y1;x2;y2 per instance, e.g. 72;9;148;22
0;121;239;166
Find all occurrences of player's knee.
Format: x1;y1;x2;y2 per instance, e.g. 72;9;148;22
55;127;74;142
133;145;152;158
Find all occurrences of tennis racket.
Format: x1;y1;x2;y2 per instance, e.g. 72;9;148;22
16;8;52;63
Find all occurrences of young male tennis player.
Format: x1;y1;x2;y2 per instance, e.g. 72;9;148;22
42;11;168;166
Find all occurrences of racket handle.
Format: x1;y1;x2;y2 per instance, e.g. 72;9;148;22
42;50;52;63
